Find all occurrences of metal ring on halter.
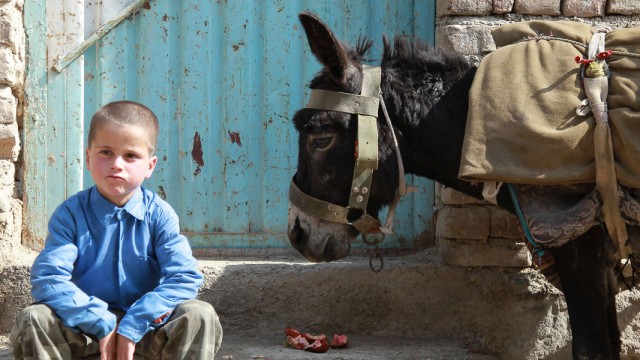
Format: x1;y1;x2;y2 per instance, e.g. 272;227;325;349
361;232;385;246
369;249;384;273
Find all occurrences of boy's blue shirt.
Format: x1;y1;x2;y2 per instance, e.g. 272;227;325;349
30;185;203;343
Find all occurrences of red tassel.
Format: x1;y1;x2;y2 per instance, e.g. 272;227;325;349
596;50;613;60
575;55;592;65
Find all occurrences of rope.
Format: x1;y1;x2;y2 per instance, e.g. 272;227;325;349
583;33;629;259
377;93;414;234
507;184;545;258
512;35;640;58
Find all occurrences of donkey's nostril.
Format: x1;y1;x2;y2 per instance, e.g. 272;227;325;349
288;216;306;248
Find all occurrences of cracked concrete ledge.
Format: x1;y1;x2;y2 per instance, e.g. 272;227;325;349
196;251;570;359
1;248;640;359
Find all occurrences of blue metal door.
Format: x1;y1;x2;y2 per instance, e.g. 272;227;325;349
28;0;436;252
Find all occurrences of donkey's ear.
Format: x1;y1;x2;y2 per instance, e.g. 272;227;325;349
299;12;357;85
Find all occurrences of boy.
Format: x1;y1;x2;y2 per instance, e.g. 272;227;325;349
10;100;222;359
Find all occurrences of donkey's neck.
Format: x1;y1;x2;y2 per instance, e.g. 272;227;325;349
383;66;513;210
397;68;479;191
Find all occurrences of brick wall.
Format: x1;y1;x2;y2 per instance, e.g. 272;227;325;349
434;0;640;267
0;0;24;266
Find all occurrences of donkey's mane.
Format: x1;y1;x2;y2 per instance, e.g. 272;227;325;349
381;36;473;128
304;34;472;131
382;35;470;77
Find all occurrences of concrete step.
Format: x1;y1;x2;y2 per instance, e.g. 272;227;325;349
0;336;10;360
1;333;498;360
217;334;498;360
3;248;640;359
195;249;570;359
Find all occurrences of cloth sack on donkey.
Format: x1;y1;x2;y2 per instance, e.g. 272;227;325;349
459;20;640;188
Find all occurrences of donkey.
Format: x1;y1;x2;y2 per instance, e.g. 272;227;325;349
287;12;626;359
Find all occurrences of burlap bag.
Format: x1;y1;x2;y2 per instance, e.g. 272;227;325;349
459;21;640;188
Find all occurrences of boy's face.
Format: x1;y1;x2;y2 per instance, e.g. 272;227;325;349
86;122;157;207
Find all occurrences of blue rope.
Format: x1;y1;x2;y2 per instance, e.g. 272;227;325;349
507;183;545;257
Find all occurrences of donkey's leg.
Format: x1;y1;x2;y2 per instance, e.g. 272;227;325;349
549;226;619;360
606;268;621;358
605;230;621;358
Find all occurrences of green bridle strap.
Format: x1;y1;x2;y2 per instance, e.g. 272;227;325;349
289;176;383;234
292;66;383;234
349;66;380;210
289;177;349;224
306;89;380;116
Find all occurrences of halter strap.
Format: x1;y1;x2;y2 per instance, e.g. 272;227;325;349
303;67;381;212
349;66;380;210
306;89;380;116
289;177;349;224
289;177;385;234
291;66;407;236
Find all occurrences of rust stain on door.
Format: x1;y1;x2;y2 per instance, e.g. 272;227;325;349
228;131;242;147
192;131;204;176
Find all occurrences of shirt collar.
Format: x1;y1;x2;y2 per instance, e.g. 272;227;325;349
90;187;146;223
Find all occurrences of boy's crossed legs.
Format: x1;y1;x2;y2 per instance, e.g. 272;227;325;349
11;299;222;359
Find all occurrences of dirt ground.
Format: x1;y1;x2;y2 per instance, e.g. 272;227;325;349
0;335;10;360
217;333;499;360
0;333;499;360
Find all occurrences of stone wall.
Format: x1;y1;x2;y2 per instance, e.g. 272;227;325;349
434;0;640;268
0;0;31;335
0;0;25;267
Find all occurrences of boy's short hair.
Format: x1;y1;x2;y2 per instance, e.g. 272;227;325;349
88;100;159;154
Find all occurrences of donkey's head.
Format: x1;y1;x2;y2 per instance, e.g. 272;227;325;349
287;13;399;262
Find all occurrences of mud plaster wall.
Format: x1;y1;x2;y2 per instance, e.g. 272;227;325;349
0;0;27;268
434;0;640;268
0;0;33;335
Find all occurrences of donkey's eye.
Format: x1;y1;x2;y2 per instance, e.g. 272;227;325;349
311;136;333;150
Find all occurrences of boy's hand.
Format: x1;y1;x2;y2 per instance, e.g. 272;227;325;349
116;334;136;360
99;329;117;360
